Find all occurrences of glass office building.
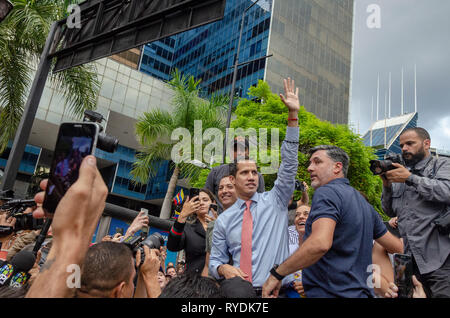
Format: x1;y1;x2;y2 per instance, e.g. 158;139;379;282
139;0;354;124
140;36;177;81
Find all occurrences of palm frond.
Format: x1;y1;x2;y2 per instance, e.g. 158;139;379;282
135;110;174;145
130;142;173;182
0;37;31;153
51;64;100;118
177;161;204;182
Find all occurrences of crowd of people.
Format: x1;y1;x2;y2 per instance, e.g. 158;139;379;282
0;77;449;299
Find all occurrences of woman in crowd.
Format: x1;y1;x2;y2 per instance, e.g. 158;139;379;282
167;189;217;274
287;203;311;298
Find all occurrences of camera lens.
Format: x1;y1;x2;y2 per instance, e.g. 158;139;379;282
143;232;165;250
97;134;119;153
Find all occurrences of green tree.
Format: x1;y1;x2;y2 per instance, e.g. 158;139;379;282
0;0;100;153
131;70;228;219
191;80;385;218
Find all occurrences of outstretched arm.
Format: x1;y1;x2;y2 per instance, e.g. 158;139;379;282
271;78;300;206
26;156;108;298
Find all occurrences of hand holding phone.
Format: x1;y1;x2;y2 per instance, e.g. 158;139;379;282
43;123;99;215
393;253;414;298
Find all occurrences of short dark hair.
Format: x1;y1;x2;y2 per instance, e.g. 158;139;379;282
78;242;134;297
166;265;176;272
233;136;250;151
309;145;350;178
219;174;233;183
159;272;222;298
229;156;257;177
400;127;431;141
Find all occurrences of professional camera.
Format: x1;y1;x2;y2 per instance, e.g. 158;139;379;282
295;180;306;192
123;232;165;265
370;153;405;175
83;110;119;153
0;199;44;232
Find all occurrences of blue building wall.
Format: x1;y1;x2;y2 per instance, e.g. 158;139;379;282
96;145;185;202
0;142;40;175
140;36;177;81
139;0;273;100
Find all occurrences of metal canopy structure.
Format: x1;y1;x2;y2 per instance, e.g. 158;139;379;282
52;0;226;72
0;0;225;192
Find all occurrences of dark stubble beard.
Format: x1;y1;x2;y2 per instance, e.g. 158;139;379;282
403;146;426;167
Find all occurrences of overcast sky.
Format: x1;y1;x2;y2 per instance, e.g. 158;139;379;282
350;0;450;150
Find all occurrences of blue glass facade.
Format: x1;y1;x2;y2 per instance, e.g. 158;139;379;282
3;143;182;206
0;142;40;175
140;36;177;81
139;0;272;100
96;145;185;201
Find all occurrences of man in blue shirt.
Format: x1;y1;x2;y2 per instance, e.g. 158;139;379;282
209;78;300;294
263;145;403;298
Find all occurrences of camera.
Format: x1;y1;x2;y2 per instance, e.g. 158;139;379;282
83;110;119;153
370;153;405;175
123;232;165;266
0;199;44;231
295;180;306;192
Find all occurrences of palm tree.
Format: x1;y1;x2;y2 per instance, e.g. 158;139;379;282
131;70;228;219
0;0;99;153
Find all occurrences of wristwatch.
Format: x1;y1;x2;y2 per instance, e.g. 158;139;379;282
270;264;285;281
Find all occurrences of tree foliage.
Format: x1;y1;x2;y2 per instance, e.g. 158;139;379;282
192;80;386;218
131;70;228;184
0;0;100;153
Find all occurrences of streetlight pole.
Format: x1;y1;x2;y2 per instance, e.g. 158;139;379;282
223;0;272;163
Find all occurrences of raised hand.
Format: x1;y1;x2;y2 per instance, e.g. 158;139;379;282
280;77;300;114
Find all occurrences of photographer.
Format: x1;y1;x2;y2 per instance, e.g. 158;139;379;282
134;245;162;298
76;241;136;298
381;128;450;298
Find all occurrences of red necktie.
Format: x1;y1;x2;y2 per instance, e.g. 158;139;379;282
240;200;253;283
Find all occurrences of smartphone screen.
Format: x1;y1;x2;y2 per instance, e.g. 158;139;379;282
393;253;414;298
43;123;98;214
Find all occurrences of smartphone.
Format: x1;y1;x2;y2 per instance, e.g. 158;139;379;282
393;253;414;298
141;208;149;234
189;188;200;200
43;123;99;214
209;204;218;211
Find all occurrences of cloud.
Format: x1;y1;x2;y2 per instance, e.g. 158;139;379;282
350;0;450;150
429;116;450;150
